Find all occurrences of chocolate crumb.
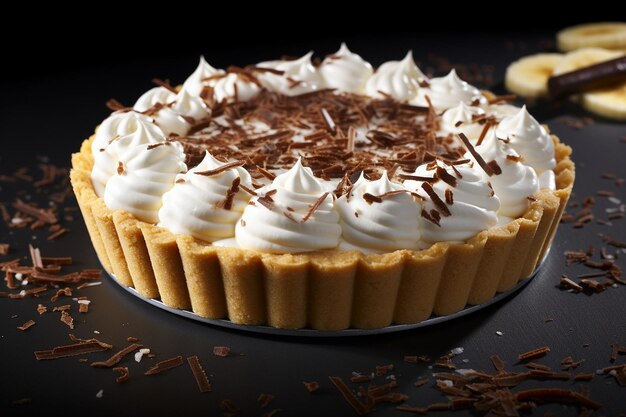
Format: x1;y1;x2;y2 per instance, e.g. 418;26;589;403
375;364;394;376
213;346;231;357
303;381;319;393
220;399;240;413
257;393;275;408
60;311;74;329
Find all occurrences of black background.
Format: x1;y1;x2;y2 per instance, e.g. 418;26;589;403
2;11;626;417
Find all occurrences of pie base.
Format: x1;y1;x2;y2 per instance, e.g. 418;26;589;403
70;134;574;330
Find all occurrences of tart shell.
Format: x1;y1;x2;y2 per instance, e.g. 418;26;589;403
71;133;574;330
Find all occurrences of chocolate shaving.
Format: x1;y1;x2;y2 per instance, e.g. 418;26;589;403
106;99;125;111
300;192;329;223
518;346;551;361
351;374;373;383
113;366;129;383
320;108;336;133
187;355;211;393
490;355;506;372
91;343;142;368
41;257;72;265
17;320;36;331
363;193;382;204
12;398;32;406
256;166;277;181
376;364;395;376
144;355;184;376
194;160;245;176
35;339;112;360
600;234;626;249
525;362;552;371
436;166;457;187
51;287;72;302
398;174;436;182
329;376;370;415
421;182;451;216
216;177;241;210
486;160;502;175
257;191;276;211
29;244;43;268
560;276;583;292
475;122;493;147
445;189;454;205
47;228;68;240
458;133;494;176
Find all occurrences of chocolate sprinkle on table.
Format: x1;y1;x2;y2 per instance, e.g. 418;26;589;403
91;343;142;368
144;355;184;376
187;355;211;393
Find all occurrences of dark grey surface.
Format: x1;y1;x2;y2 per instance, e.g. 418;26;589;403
2;34;626;416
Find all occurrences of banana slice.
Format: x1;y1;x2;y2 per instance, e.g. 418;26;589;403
557;22;626;52
582;82;626;120
553;47;624;75
505;53;563;98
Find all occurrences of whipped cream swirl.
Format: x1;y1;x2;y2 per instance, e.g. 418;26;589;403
465;130;539;219
235;159;341;253
441;101;487;141
182;56;224;97
413;69;486;110
320;43;373;94
92;117;166;196
104;141;187;223
256;52;325;96
365;51;426;101
158;152;253;242
154;88;211;136
134;87;176;112
496;105;556;174
336;172;421;252
404;162;500;244
213;73;261;102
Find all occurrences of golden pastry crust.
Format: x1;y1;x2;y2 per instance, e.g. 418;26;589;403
70;133;574;330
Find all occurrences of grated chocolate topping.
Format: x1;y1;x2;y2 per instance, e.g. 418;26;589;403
177;90;467;182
